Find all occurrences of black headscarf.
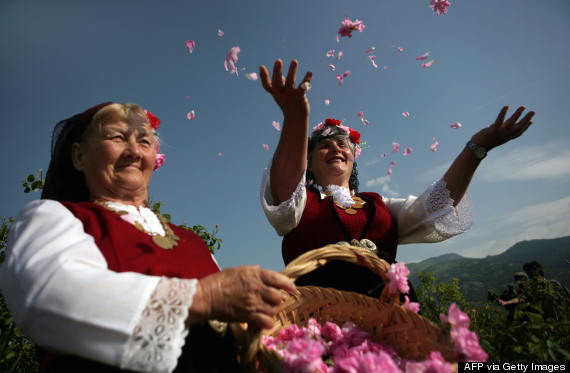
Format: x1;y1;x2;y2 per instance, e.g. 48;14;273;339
41;102;113;202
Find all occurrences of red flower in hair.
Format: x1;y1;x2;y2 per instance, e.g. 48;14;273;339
325;118;341;126
144;110;160;131
349;128;361;144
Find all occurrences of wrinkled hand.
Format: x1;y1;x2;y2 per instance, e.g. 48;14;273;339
196;265;296;329
472;106;535;150
260;59;312;123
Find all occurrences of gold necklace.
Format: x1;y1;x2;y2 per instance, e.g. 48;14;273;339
323;192;365;215
94;200;180;250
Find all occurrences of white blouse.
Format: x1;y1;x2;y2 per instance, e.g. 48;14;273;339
0;200;209;373
260;163;473;244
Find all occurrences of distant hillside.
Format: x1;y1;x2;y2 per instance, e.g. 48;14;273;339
407;236;570;303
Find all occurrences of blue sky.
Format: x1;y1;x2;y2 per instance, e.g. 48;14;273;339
1;0;569;272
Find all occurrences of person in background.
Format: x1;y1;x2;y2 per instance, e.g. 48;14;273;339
0;102;295;372
258;58;535;298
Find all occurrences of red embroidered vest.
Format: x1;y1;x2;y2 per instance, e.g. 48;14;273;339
61;201;220;278
282;188;398;265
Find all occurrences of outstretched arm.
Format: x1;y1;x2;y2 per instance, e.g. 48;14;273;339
443;106;535;206
259;59;312;204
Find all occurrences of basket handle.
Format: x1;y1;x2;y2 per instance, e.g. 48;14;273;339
280;244;399;304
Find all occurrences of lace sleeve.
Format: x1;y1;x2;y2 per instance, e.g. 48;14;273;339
260;160;307;236
121;277;197;373
387;178;473;244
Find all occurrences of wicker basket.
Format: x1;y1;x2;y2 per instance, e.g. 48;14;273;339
232;244;455;372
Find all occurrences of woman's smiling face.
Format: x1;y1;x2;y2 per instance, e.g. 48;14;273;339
309;137;354;189
72;111;156;204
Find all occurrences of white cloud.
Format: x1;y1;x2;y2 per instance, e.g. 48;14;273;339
365;175;400;197
479;146;570;182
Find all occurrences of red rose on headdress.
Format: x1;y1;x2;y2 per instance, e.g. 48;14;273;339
144;110;160;131
325;118;341;126
349;128;361;144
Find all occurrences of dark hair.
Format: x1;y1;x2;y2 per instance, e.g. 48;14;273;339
306;125;360;192
523;261;544;278
41;102;113;202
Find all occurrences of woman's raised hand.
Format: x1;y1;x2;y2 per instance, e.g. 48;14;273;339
260;59;312;123
190;265;296;330
472;106;535;150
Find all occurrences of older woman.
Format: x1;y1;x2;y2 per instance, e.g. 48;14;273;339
0;102;295;372
259;59;534;296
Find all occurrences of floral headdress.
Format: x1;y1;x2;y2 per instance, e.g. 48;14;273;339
143;110;165;171
311;118;363;158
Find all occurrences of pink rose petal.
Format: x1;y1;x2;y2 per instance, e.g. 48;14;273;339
397;46;404;52
187;110;195;120
336;35;340;43
217;29;224;37
403;146;413;156
154;153;165;171
272;121;281;131
343;70;350;77
336;74;344;85
365;46;376;54
185;40;195;53
403;296;421;313
356;111;364;118
389;161;396;167
326;49;335;57
337;17;365;38
245;72;258;81
416;51;430;60
451;122;462;129
430;0;451;16
328;64;336;71
263;144;269;152
387;168;393;175
430;137;439;151
386;262;410;295
336;51;343;60
362;119;369;126
218;152;223;156
380;153;387;158
324;99;330;106
392;142;401;152
224;46;240;75
421;60;434;68
402;111;410;117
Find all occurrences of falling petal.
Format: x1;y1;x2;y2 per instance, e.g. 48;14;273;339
421;60;434;68
326;49;335;57
389;161;396;167
217;29;224;37
185;40;195;53
187;110;196;120
272;121;281;131
430;137;439;151
324;99;330;106
328;64;336;71
415;51;430;60
397;46;404;52
451;122;462;129
402;112;410;118
336;51;343;60
365;46;376;54
245;72;258;81
224;46;241;75
336;74;344;85
430;0;451;16
403;147;413;156
337;16;366;38
218;152;223;156
387;168;393;175
362;119;369;126
392;142;401;152
380;153;387;158
185;96;190;99
262;144;269;152
383;66;388;70
356;111;364;118
240;67;246;71
336;35;340;43
370;60;378;68
343;70;350;77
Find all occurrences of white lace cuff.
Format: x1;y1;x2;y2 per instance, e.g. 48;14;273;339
121;277;197;373
424;177;473;240
260;161;307;236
